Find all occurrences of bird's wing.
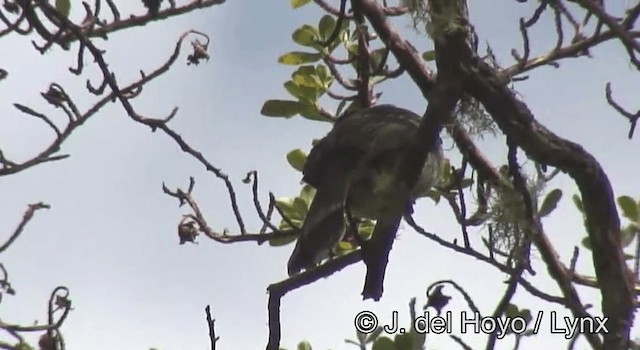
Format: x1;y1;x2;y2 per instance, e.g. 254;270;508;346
287;160;353;275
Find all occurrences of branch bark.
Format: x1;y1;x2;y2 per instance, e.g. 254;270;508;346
357;0;635;348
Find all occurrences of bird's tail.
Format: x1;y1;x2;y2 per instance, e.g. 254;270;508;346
287;166;351;276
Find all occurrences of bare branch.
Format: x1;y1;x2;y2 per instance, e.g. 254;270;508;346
205;306;220;350
0;202;49;254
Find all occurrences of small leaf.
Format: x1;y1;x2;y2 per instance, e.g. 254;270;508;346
337;241;356;252
286;149;307;172
315;64;333;89
318;15;337;41
459;178;474;189
292;66;321;88
293;197;309;217
520;308;532;324
261;100;301;118
299;185;316;206
538;189;563;218
572;194;584;213
365;327;384;343
439;158;451;185
358;220;375;239
299;102;329;122
422;50;436;61
55;0;71;18
278;218;303;231
425;189;441;204
370;48;388;72
291;0;312;9
292;25;320;48
284;81;319;104
336;99;348;117
269;233;298;247
394;333;414;350
621;224;638;248
618;195;640;222
504;303;520;318
297;341;312;350
581;236;592;250
275;198;297;218
278;52;322;65
371;337;394;350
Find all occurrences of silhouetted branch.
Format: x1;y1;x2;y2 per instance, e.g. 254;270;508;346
205;306;220;350
266;251;362;350
605;82;639;139
0;202;49;254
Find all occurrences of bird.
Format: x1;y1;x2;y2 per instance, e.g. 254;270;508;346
286;104;444;298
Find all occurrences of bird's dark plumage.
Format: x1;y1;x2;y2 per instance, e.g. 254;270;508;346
287;105;444;295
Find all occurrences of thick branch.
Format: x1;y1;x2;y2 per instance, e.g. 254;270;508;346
466;35;634;350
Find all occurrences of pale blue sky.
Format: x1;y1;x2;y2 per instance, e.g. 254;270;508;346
1;1;638;349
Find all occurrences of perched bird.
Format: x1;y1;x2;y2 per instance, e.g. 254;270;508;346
287;104;444;298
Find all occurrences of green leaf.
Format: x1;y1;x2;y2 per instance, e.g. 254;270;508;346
422;50;436;61
292;25;320;48
618;195;640;222
621;224;638;248
261;100;301;118
299;185;316;206
292;66;321;88
538;189;563;218
336;99;348;117
425;189;441;204
319;15;337;41
572;194;584;213
346;43;359;55
370;48;388;72
365;327;384;343
372;337;394;350
315;64;333;89
276;198;302;219
394;333;414;350
286;149;307;172
278;218;303;231
358;220;375;239
15;343;36;350
459;178;474;188
297;341;312;350
520;308;532;324
55;0;71;18
337;241;356;252
269;232;298;247
278;52;322;65
439;158;451;184
275;197;298;219
284;81;319;104
581;236;592;250
504;303;519;318
293;197;309;217
299;102;329;121
291;0;312;9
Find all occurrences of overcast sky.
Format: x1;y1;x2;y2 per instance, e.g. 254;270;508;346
1;1;639;349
